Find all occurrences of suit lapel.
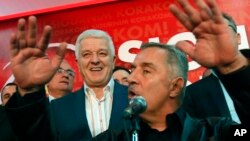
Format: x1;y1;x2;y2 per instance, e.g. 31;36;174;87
74;87;92;138
209;75;231;117
109;82;129;129
181;114;208;141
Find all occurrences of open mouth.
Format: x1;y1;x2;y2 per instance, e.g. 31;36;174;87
90;67;102;71
128;90;137;99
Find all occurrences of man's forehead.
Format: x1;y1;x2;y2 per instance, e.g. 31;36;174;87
133;55;156;68
81;46;109;52
60;61;72;69
136;47;166;59
2;85;16;93
81;37;108;46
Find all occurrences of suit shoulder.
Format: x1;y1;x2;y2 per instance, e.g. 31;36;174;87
51;88;84;105
114;81;128;91
187;75;217;89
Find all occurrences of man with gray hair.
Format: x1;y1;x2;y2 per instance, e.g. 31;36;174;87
6;17;128;141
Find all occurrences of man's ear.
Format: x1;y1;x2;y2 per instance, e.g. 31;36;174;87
169;77;185;98
112;56;116;69
237;33;241;45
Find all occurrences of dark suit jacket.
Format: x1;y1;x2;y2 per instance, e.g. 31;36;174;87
50;81;129;141
183;74;231;118
0;106;17;141
92;110;232;141
6;81;128;141
183;49;250;125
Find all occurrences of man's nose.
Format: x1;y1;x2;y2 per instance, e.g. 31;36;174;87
127;71;137;85
91;54;100;64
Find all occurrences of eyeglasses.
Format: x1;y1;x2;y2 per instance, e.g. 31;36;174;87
57;68;75;77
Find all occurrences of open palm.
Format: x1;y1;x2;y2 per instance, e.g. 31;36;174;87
169;0;242;73
9;16;66;88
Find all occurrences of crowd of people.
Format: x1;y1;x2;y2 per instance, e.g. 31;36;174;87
1;0;249;141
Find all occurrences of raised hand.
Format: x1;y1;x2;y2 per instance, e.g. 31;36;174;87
9;16;67;90
169;0;248;74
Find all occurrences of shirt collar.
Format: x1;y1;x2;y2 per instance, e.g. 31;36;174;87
84;78;115;99
48;94;55;102
167;107;186;129
139;107;186;133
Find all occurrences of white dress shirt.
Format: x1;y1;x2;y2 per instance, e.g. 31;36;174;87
84;79;114;137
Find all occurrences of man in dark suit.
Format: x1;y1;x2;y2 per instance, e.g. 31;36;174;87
5;0;250;141
183;13;246;124
0;83;18;141
92;0;250;140
1;83;17;106
5;17;128;141
0;106;17;141
184;73;232;118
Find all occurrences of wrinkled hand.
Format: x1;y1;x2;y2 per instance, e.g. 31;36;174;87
9;16;67;89
169;0;248;74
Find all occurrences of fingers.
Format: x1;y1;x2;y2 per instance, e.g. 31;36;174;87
169;0;224;30
37;25;52;52
205;0;224;24
176;41;195;58
27;16;37;47
17;18;26;49
169;0;202;31
51;42;67;70
10;16;40;58
169;4;193;31
15;16;52;53
9;33;19;58
177;0;202;27
195;0;212;21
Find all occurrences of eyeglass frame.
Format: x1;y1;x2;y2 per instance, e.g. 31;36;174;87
56;68;75;77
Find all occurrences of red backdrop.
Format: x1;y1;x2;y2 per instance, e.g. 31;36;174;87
0;0;250;95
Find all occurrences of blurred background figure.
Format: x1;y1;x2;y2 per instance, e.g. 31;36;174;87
0;82;17;141
46;60;75;101
183;13;249;125
112;66;130;86
1;83;17;106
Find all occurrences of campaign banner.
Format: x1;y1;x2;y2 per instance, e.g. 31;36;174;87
0;0;249;97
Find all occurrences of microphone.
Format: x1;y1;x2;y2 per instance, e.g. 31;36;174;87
123;96;147;119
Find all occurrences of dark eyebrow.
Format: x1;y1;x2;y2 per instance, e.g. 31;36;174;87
130;64;135;69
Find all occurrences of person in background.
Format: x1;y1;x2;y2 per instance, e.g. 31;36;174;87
183;12;249;125
0;83;18;141
1;83;17;106
112;66;130;86
5;17;128;140
45;60;75;102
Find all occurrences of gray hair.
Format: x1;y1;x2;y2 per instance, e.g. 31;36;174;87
75;29;115;60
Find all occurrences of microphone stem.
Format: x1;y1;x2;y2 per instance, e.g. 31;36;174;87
131;117;140;141
132;130;139;141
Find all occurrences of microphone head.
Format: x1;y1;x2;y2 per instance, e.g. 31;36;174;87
123;96;147;119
